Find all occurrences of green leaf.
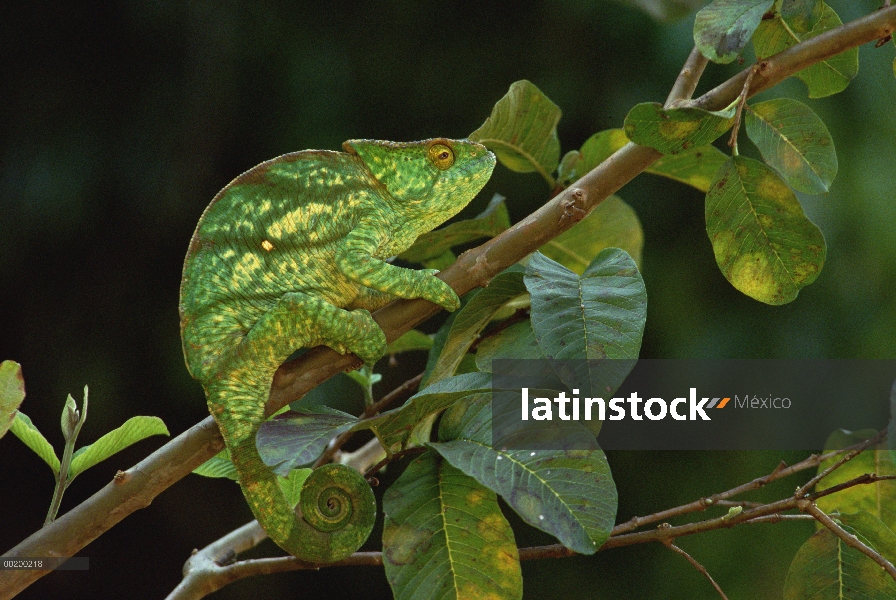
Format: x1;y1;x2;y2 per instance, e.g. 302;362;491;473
9;412;60;475
425;267;527;384
278;467;312;508
431;397;616;555
816;429;896;531
398;194;510;266
753;2;858;98
558;128;727;193
257;407;359;476
540;196;644;272
647;144;729;193
469;80;562;185
383;451;522;600
385;330;433;355
525;250;646;361
694;0;775;63
68;416;169;479
745;98;837;194
193;448;239;480
476;321;546;373
784;511;896;600
624;102;736;155
0;360;25;440
705;155;826;304
366;372;493;454
556;129;630;187
889;379;896;462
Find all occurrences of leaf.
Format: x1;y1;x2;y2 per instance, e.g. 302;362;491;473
425;267;527;384
469;80;562;185
476;321;546;373
398;194;510;266
694;0;775;63
540;196;644;272
745;98;837;194
366;372;494;454
556;129;630;187
257;406;359;476
705;155;826;304
815;429;896;531
68;416;169;479
192;448;239;480
525;250;646;361
753;2;858;98
624;102;736;155
278;468;312;508
385;330;433;355
890;379;896;462
431;396;616;555
783;511;896;599
9;412;60;475
382;451;522;600
647;144;729;193
0;360;25;440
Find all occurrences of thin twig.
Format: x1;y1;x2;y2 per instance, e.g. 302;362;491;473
803;502;896;580
728;63;759;150
313;373;422;468
663;541;729;600
795;428;887;497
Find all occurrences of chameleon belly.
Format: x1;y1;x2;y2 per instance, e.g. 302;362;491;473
180;138;495;561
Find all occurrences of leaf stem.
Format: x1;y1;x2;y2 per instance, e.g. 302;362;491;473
44;389;88;526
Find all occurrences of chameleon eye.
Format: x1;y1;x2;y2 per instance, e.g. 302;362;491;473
427;143;455;170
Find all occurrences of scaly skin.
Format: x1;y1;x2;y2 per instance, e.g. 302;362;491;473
180;138;495;561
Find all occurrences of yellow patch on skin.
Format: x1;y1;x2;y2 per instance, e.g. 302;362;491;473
261;240;274;251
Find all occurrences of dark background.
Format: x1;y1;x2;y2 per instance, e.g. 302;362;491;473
1;1;894;598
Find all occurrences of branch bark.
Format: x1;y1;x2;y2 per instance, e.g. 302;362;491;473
2;6;895;598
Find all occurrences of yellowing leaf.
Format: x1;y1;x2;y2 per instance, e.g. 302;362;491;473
540;196;644;272
0;361;25;440
745;98;837;194
625;102;736;155
706;156;826;304
470;80;562;185
753;2;858;98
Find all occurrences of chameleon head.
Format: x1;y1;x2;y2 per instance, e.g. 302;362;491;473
343;137;496;229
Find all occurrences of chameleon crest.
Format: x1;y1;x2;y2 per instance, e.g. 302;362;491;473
180;137;495;561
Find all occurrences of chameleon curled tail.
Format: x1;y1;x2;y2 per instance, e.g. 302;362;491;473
206;375;376;562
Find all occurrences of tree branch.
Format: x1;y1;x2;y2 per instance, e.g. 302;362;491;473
663;540;729;600
3;7;895;597
802;502;896;580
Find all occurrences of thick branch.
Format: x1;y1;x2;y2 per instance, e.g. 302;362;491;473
3;7;895;597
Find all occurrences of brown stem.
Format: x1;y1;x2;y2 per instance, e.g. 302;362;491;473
663;541;729;600
803;502;896;580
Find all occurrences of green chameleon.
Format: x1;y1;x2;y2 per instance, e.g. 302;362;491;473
179;137;495;562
